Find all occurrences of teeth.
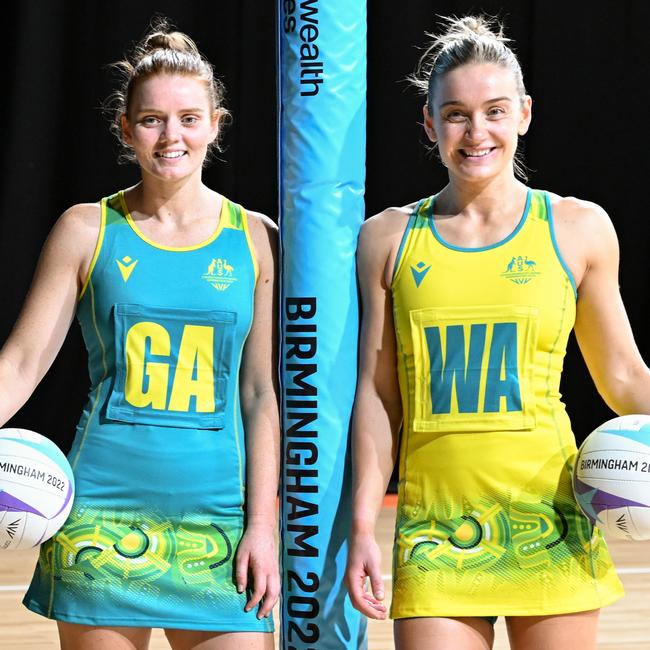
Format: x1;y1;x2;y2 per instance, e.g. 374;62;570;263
463;149;492;158
158;151;185;159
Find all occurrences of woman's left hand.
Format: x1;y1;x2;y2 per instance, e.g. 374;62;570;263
235;519;280;619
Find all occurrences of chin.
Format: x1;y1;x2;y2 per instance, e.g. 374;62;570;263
457;168;499;183
153;165;195;179
457;161;512;183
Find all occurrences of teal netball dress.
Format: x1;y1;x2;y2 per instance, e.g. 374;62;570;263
23;192;272;632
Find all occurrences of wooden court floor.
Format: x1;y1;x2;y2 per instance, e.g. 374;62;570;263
1;499;648;649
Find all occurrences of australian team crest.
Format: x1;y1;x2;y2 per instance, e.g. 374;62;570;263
501;255;540;285
202;258;238;291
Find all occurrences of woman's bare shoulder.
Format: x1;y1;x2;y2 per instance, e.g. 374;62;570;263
547;192;614;235
362;203;415;237
46;202;102;254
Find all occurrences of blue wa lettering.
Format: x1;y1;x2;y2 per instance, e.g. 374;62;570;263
424;322;522;414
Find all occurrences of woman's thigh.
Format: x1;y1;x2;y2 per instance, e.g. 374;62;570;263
57;622;152;650
164;629;275;650
506;609;600;650
394;616;495;650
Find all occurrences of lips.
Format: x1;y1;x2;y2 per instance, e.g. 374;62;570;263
155;151;186;159
460;148;495;158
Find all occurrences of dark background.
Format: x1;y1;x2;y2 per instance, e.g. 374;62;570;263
2;1;649;454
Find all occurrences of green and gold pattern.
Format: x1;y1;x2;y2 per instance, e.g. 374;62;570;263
177;517;233;585
398;497;509;574
37;502;237;603
48;505;175;585
394;489;621;614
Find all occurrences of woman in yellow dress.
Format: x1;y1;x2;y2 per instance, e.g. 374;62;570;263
345;15;648;650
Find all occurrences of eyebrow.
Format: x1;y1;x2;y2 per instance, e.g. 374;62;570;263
438;96;513;109
136;107;207;114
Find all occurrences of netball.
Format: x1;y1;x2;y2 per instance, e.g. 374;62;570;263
573;415;650;541
0;429;75;550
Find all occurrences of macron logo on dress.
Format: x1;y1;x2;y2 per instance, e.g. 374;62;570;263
116;256;138;282
411;261;432;288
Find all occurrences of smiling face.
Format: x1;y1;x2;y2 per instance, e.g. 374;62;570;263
423;63;532;185
121;73;220;183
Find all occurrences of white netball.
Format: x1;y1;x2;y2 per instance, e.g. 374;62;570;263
0;428;75;550
573;415;650;541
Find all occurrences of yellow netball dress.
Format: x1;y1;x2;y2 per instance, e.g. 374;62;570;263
390;189;624;618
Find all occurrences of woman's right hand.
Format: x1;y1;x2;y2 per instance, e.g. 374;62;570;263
345;531;387;620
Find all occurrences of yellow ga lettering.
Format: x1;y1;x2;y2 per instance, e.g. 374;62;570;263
124;322;215;412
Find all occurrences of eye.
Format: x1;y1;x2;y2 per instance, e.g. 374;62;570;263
140;116;160;126
444;110;466;123
182;115;200;125
487;106;507;118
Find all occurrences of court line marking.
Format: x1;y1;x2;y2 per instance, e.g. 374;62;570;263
380;567;650;581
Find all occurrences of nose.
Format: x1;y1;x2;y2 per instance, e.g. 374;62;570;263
465;114;487;142
161;118;181;142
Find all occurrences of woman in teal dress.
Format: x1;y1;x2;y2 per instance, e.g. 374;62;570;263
0;21;280;650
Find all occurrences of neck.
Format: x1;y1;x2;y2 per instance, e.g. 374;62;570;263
128;171;217;223
437;171;526;220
